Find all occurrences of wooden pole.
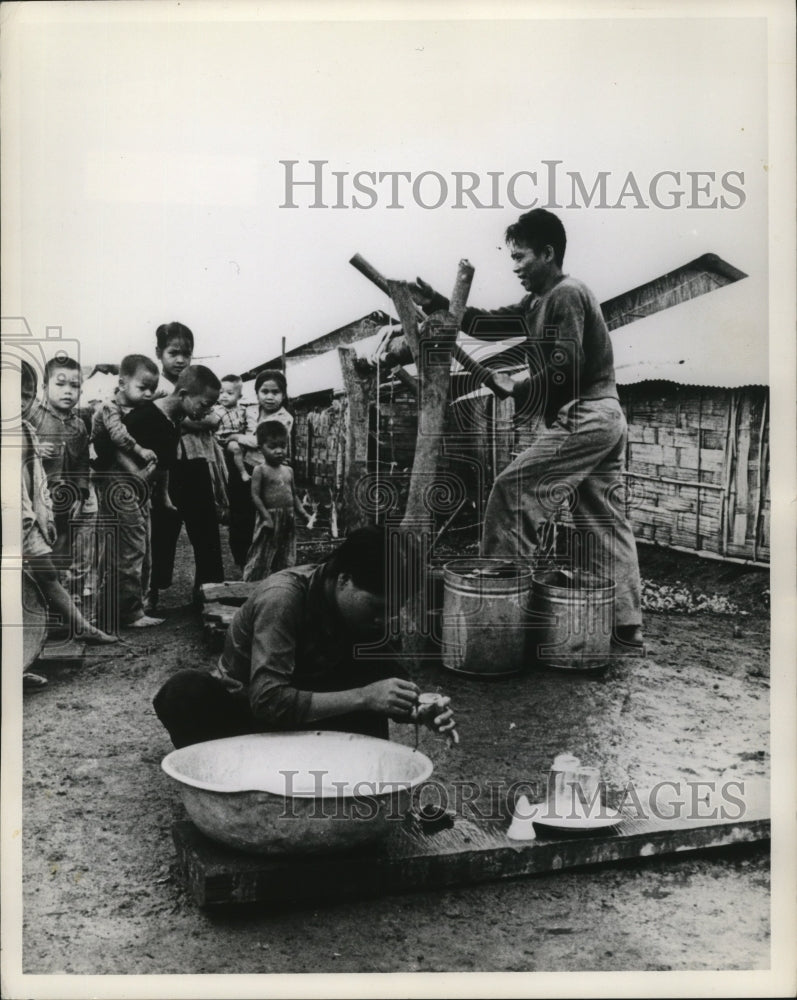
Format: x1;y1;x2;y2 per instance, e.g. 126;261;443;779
390;261;474;535
337;346;375;531
385;262;475;665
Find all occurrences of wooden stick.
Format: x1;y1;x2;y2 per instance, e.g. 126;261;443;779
389;365;418;394
449;258;474;324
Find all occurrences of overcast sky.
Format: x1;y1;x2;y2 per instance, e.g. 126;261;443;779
3;4;768;376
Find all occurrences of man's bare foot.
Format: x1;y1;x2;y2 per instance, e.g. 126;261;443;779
124;615;165;628
84;628;119;644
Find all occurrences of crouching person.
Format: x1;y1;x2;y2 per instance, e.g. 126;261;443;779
153;525;455;747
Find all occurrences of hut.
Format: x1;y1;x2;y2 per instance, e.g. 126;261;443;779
611;275;769;565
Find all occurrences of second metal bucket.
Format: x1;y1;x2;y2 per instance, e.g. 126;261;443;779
441;558;532;677
529;570;615;672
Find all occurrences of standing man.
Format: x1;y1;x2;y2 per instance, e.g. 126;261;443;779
411;209;643;648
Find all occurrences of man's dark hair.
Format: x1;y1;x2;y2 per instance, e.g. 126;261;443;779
256;419;288;447
43;355;81;383
155;321;194;354
221;374;242;385
505;208;567;267
254;368;288;398
174;364;221;395
326;524;398;596
120;354;159;378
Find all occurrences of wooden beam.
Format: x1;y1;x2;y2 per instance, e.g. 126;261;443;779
198;581;256;606
171;777;769;908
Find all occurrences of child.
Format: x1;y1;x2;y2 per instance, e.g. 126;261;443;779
148;323;226;611
21;361;116;679
126;365;222;611
153;321;194;399
213;374;256;570
91;354;164;628
28;356;94;606
242;421;307;582
238;369;294;472
213;375;250;481
91;354;159;477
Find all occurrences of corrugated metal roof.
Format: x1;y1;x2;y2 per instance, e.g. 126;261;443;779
611;274;767;388
282;328;393;398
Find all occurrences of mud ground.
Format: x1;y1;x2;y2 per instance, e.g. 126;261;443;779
21;538;770;974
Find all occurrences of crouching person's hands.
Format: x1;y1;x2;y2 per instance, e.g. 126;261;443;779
415;694;458;741
361;677;420;719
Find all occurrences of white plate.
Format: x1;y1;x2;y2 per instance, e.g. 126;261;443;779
531;807;624;833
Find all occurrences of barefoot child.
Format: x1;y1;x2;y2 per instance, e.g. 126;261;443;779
148;323;226;611
125;364;222;607
242;421;307;582
21;362;117;673
228;369;293;570
28;355;96;612
91;354;164;628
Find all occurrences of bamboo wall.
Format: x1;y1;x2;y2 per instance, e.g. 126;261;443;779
620;383;769;563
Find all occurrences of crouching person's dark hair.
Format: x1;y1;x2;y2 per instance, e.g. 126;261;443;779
325;524;420;599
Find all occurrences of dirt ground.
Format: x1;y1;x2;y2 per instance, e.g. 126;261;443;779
21;536;770;975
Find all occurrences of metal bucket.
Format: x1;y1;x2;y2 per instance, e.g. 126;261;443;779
441;558;532;677
529;570;615;672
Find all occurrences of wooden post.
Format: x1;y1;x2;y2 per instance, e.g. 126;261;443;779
387;262;474;664
390;261;474;535
338;346;375;531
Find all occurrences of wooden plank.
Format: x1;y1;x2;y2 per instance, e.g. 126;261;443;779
198;581;256;606
36;638;86;667
202;603;238;627
171;779;769;908
732;393;753;545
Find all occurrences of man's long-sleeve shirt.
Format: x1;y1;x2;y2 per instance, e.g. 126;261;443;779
426;276;618;425
213;563;405;739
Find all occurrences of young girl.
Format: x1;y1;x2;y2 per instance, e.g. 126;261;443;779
148;322;227;611
238;369;294;470
227;369;293;571
242;421;307;582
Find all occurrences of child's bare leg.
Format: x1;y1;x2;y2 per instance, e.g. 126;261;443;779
34;567;118;644
227;439;250;482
